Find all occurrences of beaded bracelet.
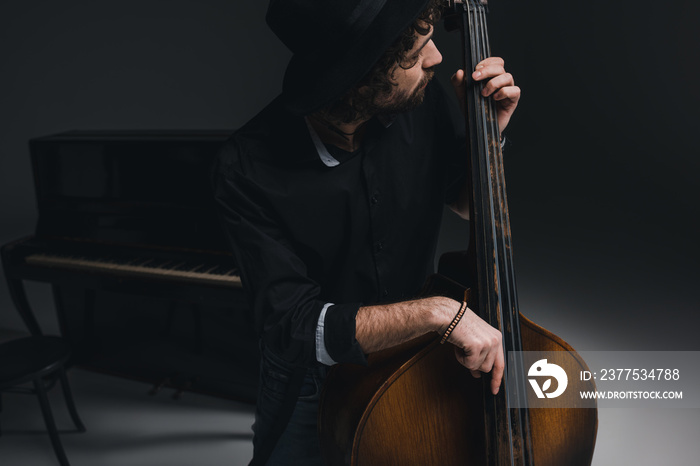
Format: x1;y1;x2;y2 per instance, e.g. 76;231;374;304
440;300;468;344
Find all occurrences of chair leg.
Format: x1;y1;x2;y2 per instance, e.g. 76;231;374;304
0;391;3;438
33;377;70;466
58;367;85;432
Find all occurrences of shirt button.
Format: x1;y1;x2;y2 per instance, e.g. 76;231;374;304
375;241;384;252
370;193;380;205
383;289;389;297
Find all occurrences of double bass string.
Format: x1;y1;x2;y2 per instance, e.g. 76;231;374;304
463;1;535;463
469;1;499;331
475;3;535;464
462;0;496;333
463;2;515;464
473;5;521;463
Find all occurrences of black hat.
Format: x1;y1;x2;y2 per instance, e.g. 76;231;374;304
266;0;432;116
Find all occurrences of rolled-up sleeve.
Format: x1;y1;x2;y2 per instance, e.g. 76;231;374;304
316;302;366;366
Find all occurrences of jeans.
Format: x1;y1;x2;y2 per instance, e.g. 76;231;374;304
251;348;329;465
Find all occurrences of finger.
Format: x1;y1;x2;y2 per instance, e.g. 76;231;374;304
470;370;482;379
492;85;521;104
454;345;486;373
465;348;488;372
475;57;504;69
451;69;465;98
451;69;465;86
490;343;505;395
454;346;467;366
478;347;497;374
480;73;515;97
472;63;508;82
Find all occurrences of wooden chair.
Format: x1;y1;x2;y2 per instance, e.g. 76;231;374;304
0;335;86;465
1;245;86;466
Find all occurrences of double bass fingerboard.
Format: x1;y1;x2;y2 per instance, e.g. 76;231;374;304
449;1;534;465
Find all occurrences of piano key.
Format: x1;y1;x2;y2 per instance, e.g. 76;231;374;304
170;261;191;271
212;265;229;274
187;264;205;273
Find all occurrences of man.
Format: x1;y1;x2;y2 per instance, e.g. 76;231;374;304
212;0;521;464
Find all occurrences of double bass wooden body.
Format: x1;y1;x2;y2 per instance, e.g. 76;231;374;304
319;281;598;465
319;1;597;464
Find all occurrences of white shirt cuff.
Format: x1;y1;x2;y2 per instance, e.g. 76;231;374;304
315;302;337;366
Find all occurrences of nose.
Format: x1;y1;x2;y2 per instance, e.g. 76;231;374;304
423;40;442;68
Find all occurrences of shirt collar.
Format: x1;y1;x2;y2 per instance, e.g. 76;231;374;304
304;114;396;168
376;114;396;128
304;116;339;167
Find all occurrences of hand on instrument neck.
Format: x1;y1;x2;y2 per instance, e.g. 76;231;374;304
450;57;521;135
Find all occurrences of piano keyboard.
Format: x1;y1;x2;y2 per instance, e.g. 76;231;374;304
25;253;242;287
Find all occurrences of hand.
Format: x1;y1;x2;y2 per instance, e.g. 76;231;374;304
450;56;521;135
437;298;504;395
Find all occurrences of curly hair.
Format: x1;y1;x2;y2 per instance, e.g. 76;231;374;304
319;0;444;123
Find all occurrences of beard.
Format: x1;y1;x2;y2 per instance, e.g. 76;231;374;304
373;68;435;116
323;68;436;124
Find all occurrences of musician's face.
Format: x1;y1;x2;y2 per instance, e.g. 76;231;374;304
376;24;442;114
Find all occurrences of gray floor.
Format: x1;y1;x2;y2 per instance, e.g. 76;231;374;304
2;330;699;466
0;330;256;466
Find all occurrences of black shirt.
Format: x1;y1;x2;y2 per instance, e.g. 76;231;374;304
211;80;466;367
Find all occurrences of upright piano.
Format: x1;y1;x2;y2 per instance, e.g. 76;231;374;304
1;131;258;402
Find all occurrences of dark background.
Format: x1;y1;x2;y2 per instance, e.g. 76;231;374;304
1;1;698;463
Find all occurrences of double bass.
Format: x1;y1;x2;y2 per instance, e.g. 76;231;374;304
318;1;598;464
